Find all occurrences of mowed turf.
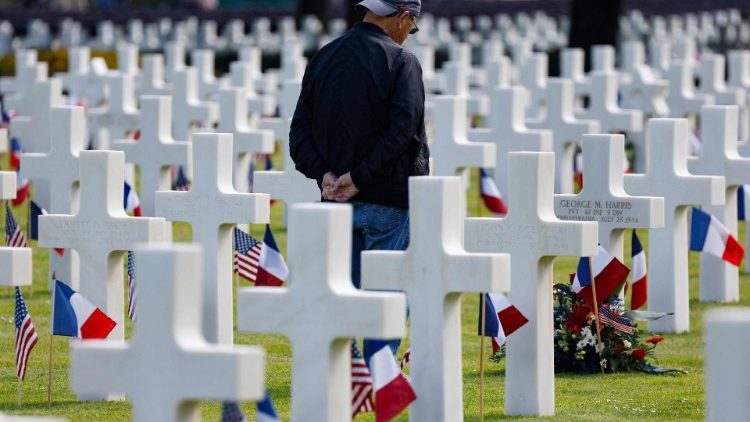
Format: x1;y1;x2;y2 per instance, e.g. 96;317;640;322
0;165;747;421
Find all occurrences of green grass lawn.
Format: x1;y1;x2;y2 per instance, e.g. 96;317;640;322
0;167;747;421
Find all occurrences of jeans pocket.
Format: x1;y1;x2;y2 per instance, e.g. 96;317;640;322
369;204;404;235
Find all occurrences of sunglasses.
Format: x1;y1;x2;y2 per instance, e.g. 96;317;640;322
408;14;419;34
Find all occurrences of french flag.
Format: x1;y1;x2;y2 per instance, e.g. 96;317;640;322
52;279;116;339
627;230;648;310
478;293;529;353
255;225;288;287
690;207;744;267
9;137;21;170
11;176;29;207
479;168;507;215
368;340;416;422
572;245;630;307
123;181;142;217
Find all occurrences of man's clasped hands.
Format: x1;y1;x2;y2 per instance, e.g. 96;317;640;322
322;172;360;202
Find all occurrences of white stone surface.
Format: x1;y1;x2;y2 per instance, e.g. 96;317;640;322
155;133;270;344
112;96;190;217
71;244;264;422
705;307;750;422
237;203;406;422
21;106;84;290
39;151;168;341
362;177;508;421
527;78;599;194
688;106;750;302
555;134;664;260
430;95;495;180
465;152;598;416
137;54;171;97
624;119;725;332
215;88;275;193
468;86;552;201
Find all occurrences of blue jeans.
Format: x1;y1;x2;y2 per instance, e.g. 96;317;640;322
350;201;410;365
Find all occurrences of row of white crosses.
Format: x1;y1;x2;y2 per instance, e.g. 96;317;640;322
0;165;32;295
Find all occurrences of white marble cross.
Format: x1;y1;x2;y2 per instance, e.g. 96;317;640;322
362;177;509;421
519;53;548;121
442;62;488;116
87;73;140;149
137;54;171;97
465;152;598;416
237;203;406;421
696;54;747;107
0;171;32;288
430;95;495;180
12;78;65;194
171;67;219;140
0;50;47;116
577;70;644;135
688;106;750;302
555;134;664;259
117;43;139;77
155;133;270;344
255;81;320;208
58;47;107;106
39;151;168;340
560;48;590;109
164;41;186;83
527;78;599;194
216;87;275;194
705;307;750;422
112;96;190;217
227;61;276;116
21;106;84;290
624;119;725;332
619;41;670;118
192;49;222;100
71;244;264;422
468;86;553;201
666;61;715;118
591;45;616;71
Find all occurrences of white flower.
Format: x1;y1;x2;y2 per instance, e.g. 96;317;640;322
623;340;632;349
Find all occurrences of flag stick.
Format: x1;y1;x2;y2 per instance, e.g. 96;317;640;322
479;293;486;422
587;260;606;374
47;334;53;408
48;272;55;408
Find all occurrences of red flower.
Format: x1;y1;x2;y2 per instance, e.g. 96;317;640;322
631;348;646;360
565;304;593;335
646;336;664;345
613;344;626;354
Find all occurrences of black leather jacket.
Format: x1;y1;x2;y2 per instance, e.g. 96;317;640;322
289;21;430;209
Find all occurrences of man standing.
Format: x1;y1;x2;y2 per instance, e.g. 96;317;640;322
290;0;428;361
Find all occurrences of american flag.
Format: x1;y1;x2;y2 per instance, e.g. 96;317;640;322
5;203;27;247
15;287;38;380
233;227;262;283
351;341;374;417
127;251;137;321
599;305;635;334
